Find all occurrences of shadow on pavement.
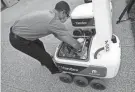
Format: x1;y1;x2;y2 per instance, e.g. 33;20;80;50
127;0;135;47
131;22;135;47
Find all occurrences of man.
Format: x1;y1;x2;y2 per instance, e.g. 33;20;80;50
9;1;84;74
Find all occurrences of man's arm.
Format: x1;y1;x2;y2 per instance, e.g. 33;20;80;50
49;20;83;51
53;33;82;51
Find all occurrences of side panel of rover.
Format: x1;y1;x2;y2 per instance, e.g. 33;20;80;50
53;0;121;79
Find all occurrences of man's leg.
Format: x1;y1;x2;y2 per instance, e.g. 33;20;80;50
33;39;46;51
9;33;60;74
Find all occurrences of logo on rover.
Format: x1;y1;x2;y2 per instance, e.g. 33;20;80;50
75;21;87;25
89;69;100;76
91;70;98;74
58;66;79;72
105;40;110;52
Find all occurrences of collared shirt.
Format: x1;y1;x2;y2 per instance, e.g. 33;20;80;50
12;10;68;41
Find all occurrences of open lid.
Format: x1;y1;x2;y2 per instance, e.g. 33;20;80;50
71;3;94;19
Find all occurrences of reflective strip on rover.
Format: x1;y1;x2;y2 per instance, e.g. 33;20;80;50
56;63;107;77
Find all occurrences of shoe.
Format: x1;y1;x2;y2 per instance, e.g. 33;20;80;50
52;69;63;74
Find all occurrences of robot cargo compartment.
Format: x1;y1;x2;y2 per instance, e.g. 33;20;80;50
56;37;92;61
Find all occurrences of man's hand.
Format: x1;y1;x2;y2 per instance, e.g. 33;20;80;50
76;46;87;57
73;38;87;58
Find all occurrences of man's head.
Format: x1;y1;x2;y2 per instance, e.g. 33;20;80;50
55;1;70;23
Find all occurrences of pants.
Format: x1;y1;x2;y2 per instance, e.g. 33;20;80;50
9;28;59;74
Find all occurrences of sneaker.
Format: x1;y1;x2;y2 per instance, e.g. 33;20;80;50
52;69;63;74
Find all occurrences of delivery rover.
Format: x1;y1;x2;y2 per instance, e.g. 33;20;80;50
53;0;121;90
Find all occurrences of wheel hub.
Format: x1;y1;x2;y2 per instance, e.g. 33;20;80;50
93;83;105;90
76;80;86;86
61;77;70;83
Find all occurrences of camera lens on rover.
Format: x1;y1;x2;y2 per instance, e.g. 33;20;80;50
84;31;91;36
73;29;83;36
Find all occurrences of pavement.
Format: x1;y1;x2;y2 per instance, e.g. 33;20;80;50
1;0;135;92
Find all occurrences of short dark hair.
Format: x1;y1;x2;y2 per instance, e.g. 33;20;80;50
55;1;70;14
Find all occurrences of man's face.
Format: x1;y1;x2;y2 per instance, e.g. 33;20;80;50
59;10;70;23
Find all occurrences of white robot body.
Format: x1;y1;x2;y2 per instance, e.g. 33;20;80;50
54;36;121;78
71;3;94;19
54;0;121;79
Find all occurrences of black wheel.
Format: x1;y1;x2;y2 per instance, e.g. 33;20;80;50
59;73;73;83
84;0;92;3
73;76;89;87
84;31;92;36
90;79;106;90
73;29;83;36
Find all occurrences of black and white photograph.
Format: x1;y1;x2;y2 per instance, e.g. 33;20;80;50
1;0;135;92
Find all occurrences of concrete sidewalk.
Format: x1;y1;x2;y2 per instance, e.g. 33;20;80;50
1;0;135;92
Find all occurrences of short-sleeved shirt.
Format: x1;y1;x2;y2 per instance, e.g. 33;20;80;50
12;10;68;41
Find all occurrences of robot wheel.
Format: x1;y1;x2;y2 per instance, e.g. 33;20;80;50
89;79;106;90
59;73;73;83
59;73;106;90
73;76;89;87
